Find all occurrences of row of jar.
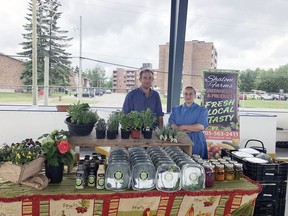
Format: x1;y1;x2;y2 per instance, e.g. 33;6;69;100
192;155;244;182
75;146;207;192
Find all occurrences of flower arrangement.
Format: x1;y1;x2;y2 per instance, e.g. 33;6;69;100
0;139;42;165
38;130;75;167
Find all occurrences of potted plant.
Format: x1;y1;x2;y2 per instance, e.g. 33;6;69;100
106;113;119;139
38;130;75;183
65;102;99;136
119;112;131;139
141;108;157;139
0;139;44;184
95;118;106;139
128;111;143;139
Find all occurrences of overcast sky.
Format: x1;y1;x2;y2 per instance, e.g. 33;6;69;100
1;0;288;77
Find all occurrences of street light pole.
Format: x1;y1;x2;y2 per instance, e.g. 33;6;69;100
78;16;83;101
32;0;38;105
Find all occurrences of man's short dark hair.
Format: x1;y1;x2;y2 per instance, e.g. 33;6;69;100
140;68;154;78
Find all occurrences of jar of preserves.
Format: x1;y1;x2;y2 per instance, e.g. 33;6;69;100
234;163;244;180
225;163;235;181
204;164;215;187
215;164;225;181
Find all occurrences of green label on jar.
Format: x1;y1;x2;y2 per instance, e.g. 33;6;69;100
98;178;105;187
164;172;173;182
139;170;148;180
75;178;83;188
114;171;124;180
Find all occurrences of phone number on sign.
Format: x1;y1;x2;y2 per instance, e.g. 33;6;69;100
204;130;239;140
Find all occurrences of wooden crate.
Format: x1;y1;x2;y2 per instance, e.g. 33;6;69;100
0;157;45;183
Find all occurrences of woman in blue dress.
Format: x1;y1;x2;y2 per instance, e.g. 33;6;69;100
169;86;209;159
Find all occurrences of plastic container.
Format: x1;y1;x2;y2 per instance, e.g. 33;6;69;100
156;163;181;192
131;162;155;190
105;161;131;191
181;163;205;191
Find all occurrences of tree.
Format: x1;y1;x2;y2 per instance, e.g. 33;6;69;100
106;77;112;89
18;0;72;87
238;69;257;92
84;66;107;88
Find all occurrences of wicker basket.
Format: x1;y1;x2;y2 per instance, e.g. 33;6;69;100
0;157;45;183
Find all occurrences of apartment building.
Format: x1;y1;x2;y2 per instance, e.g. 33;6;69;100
112;63;156;93
158;40;217;94
112;68;137;93
112;40;217;94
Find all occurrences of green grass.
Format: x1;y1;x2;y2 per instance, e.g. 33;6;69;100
0;92;287;109
239;99;288;109
0;92;33;102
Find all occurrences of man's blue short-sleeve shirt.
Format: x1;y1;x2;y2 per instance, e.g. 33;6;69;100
122;88;164;117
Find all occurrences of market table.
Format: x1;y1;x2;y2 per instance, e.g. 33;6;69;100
0;175;262;216
69;131;193;156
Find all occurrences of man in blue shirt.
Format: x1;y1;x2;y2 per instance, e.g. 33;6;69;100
122;68;164;128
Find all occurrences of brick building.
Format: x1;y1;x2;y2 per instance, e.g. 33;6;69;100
112;63;161;93
0;53;90;92
111;41;217;95
0;53;24;92
158;40;217;94
112;68;138;93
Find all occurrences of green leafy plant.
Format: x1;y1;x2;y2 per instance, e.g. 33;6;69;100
0;139;42;165
95;118;106;131
107;113;119;132
141;108;157;131
128;111;143;130
119;112;131;131
67;101;99;124
38;130;75;166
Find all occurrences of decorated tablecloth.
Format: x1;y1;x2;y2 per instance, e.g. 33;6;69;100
0;175;262;216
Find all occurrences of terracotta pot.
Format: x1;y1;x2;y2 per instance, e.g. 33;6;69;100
56;105;70;112
131;129;140;139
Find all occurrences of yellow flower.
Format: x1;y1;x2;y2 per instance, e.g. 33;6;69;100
52;130;58;136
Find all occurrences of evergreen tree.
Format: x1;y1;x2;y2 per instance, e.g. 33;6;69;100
18;0;72;88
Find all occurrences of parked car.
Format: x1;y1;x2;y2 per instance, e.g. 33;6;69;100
95;89;104;96
247;94;261;100
239;94;247;100
260;94;273;100
105;89;112;94
74;92;91;97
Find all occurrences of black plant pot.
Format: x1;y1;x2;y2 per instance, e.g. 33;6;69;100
96;129;106;139
143;130;153;139
121;129;130;139
45;162;64;183
65;117;94;136
107;130;117;139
